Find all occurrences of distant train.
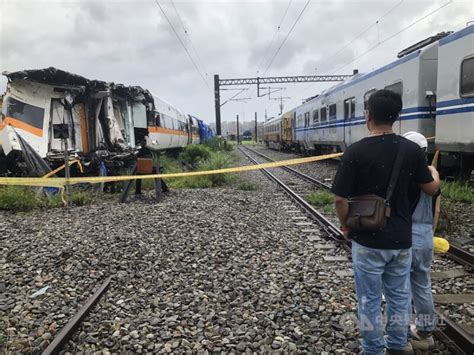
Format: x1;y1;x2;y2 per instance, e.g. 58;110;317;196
0;68;214;176
264;24;474;174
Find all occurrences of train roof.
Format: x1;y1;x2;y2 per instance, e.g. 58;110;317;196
439;23;474;46
3;67;90;87
300;25;474;106
263;116;281;125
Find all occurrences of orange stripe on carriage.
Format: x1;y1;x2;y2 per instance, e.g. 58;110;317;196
0;117;43;137
148;126;189;137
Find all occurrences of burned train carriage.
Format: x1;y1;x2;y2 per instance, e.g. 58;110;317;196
0;68;214;176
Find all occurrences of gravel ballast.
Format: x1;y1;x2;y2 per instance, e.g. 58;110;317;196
1;146;472;354
1;166;359;353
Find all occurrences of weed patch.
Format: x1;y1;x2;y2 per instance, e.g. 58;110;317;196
442;181;474;203
305;191;333;207
179;145;211;167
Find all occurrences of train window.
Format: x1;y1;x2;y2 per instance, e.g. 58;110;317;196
312;109;319;124
4;96;45;130
384;82;403;98
344;98;356;119
155;112;161;127
132;103;147;128
344;99;350;120
304;112;310;127
329;104;337;121
320;107;327;122
147;111;155;127
297;114;302;127
364;89;376;109
461;57;474;97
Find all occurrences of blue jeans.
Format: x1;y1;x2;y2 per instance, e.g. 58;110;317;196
352;241;412;355
408;247;435;335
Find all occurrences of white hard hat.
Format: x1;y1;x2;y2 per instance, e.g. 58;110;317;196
403;131;428;149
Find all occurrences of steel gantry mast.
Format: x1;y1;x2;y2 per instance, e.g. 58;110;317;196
213;73;354;135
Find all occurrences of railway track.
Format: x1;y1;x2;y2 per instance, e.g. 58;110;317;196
239;145;474;355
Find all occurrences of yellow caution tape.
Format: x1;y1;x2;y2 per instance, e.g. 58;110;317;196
0;152;343;188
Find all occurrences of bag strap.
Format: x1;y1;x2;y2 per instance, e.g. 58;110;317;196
385;137;405;203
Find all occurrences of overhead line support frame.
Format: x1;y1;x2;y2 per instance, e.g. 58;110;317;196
213;73;353;135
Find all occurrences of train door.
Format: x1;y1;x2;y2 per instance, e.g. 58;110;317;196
343;97;356;146
48;98;75;152
304;111;310;150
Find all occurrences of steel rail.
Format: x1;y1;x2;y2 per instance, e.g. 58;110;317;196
239;146;348;251
239;145;473;355
433;309;474;355
445;244;474;270
242;146;332;190
42;275;113;355
244;146;474;269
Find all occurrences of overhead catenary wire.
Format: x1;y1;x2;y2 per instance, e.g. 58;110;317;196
303;0;405;91
244;0;293;110
316;0;405;73
170;0;210;78
153;0;210;89
329;0;453;75
256;0;293;75
262;0;311;76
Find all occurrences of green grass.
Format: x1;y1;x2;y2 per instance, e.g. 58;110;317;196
305;191;335;214
179;144;211;167
149;149;235;189
441;181;474;203
203;137;233;152
0;186;96;212
0;186;40;212
305;191;333;207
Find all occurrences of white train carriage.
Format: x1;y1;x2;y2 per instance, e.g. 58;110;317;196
146;96;189;151
263;116;282;149
295;40;440;154
435;25;474;161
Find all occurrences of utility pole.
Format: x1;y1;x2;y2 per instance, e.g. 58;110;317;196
254;112;258;143
214;74;221;136
236;114;240;144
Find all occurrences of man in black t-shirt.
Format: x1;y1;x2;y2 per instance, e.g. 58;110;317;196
331;90;440;355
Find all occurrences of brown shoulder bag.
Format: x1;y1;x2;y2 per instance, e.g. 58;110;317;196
346;139;404;232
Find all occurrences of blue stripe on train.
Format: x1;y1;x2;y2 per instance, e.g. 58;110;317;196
437;105;474;116
295;113;433;132
436;97;474;108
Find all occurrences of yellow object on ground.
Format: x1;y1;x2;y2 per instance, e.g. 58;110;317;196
433;237;450;254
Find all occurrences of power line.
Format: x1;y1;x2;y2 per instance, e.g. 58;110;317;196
256;0;293;74
170;0;210;78
153;0;210;89
318;0;405;73
330;0;453;74
303;0;405;91
263;0;311;76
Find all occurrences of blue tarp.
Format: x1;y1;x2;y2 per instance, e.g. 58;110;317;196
198;120;215;142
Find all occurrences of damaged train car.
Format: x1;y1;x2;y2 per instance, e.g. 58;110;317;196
0;67;214;176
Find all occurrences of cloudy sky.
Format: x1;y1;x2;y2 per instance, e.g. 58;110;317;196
1;0;473;126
